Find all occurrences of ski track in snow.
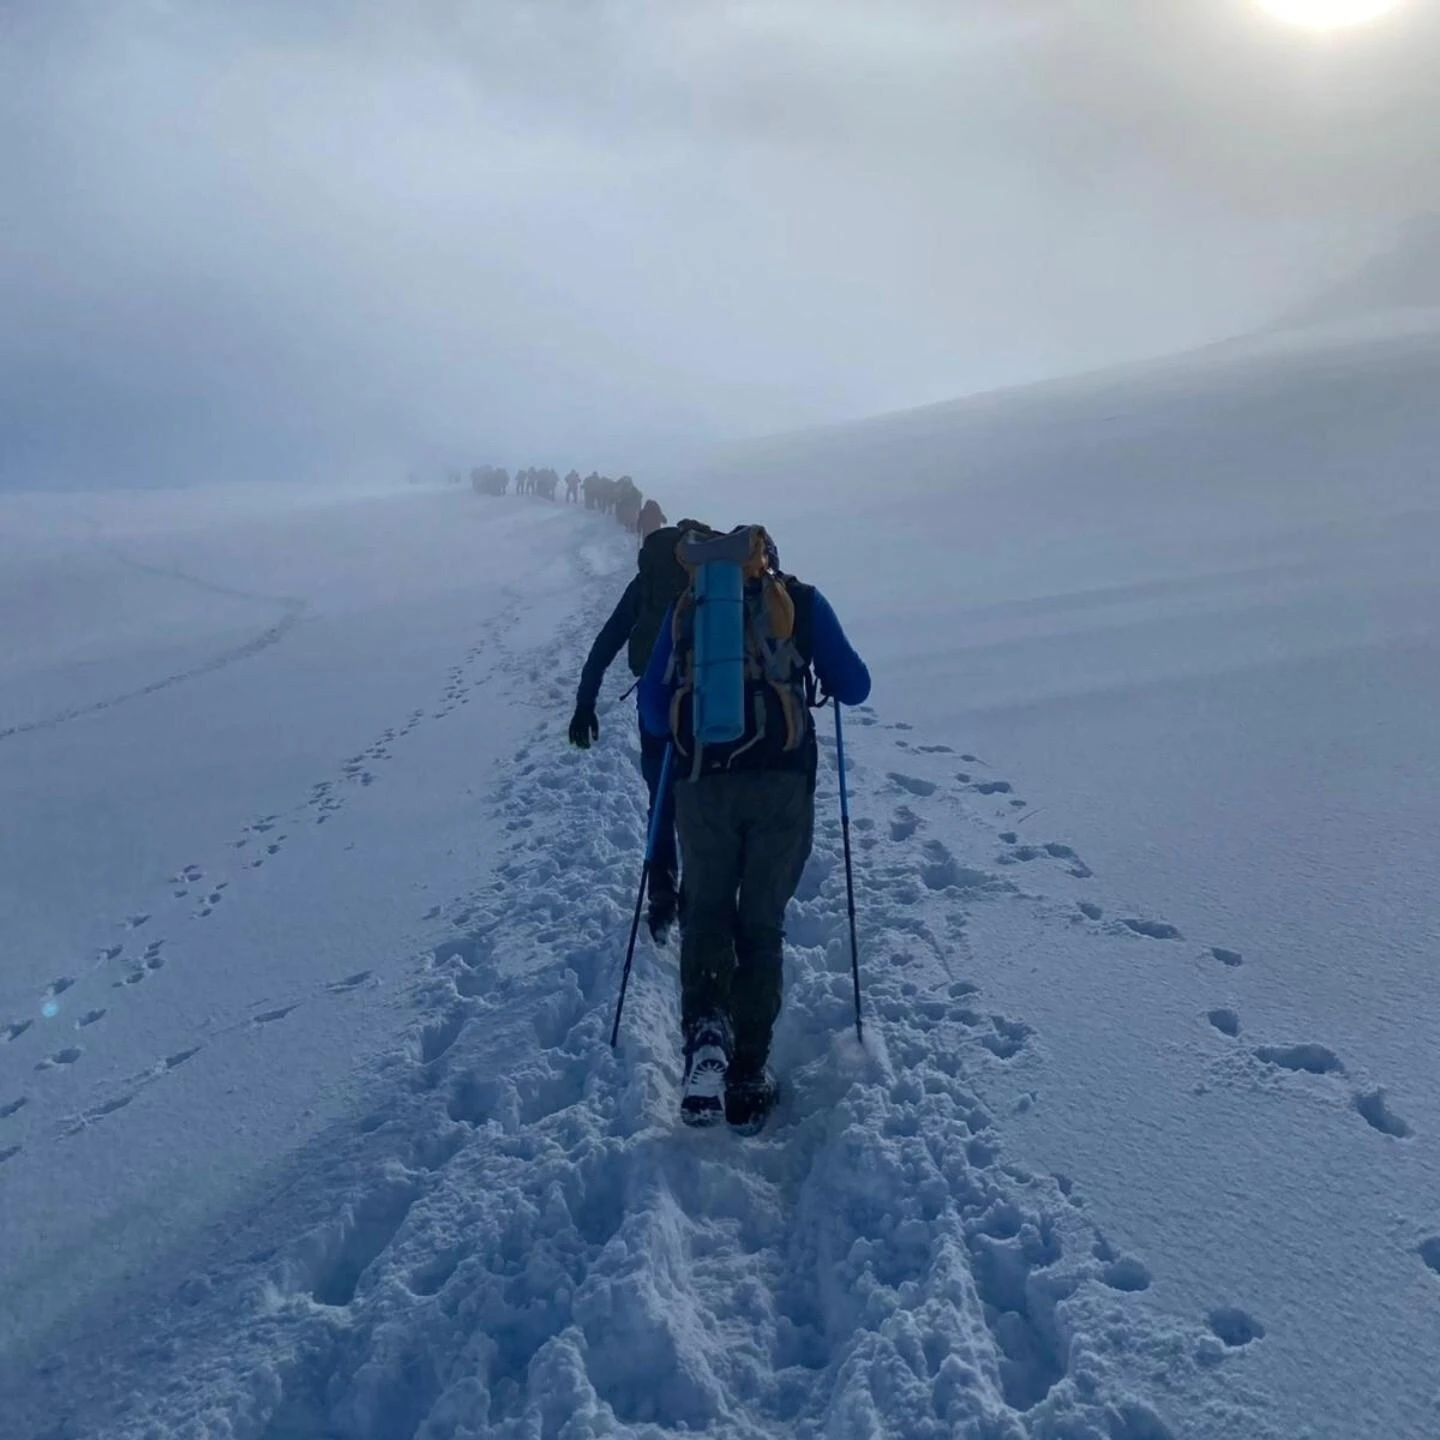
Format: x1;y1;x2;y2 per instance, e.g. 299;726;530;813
0;549;308;744
2;513;1425;1438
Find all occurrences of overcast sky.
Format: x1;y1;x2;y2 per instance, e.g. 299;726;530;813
2;1;1436;488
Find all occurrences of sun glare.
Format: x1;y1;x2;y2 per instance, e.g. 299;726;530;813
1259;0;1402;28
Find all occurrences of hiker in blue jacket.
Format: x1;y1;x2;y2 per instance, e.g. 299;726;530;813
639;524;871;1130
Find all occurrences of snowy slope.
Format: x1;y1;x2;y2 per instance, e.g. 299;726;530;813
5;306;1440;1438
666;312;1440;1439
1277;214;1440;330
3;484;1271;1440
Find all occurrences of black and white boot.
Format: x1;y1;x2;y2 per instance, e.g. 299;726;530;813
725;1065;780;1136
680;1015;732;1127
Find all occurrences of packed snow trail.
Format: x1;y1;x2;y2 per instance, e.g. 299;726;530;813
0;505;1281;1440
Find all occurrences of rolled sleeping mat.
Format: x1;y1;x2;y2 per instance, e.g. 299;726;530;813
693;558;746;743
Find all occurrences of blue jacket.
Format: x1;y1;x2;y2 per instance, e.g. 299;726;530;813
639;584;871;740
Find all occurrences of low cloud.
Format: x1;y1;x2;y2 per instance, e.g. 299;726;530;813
0;2;1429;488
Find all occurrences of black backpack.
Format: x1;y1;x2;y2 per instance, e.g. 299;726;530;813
627;524;703;676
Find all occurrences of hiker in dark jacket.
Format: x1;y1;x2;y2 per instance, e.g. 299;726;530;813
638;525;871;1130
569;521;710;940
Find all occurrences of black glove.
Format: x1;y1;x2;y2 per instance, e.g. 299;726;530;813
568;702;599;749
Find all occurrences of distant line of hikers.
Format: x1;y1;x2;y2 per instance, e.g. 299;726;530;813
470;465;668;538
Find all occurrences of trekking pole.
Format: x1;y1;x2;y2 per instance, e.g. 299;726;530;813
610;742;676;1049
833;703;864;1044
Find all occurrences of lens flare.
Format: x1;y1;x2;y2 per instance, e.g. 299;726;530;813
1259;0;1402;28
41;1000;59;1019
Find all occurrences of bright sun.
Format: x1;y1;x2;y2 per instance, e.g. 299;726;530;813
1259;0;1402;28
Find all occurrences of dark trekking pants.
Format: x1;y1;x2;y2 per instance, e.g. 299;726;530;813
674;769;815;1073
639;723;679;901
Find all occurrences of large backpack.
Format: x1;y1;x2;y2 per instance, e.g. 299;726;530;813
666;525;813;779
627;524;702;677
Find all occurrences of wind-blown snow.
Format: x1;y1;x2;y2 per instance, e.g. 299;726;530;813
3;314;1439;1438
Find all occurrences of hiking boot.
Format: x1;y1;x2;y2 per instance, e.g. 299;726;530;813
725;1065;779;1135
680;1015;732;1127
647;883;679;944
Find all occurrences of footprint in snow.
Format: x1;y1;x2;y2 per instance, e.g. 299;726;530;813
1;1096;28;1120
76;1008;107;1029
115;948;166;988
0;1144;19;1165
981;1016;1032;1060
888;773;938;797
1419;1238;1440;1276
304;1182;419;1309
66;1093;136;1132
972;780;1013;796
1207;1307;1265;1348
1207;1009;1240;1038
1121;917;1183;941
253;1005;298;1026
919;841;993;893
36;1046;82;1071
1353;1089;1411;1138
1253;1042;1343;1075
889;806;921;842
327;970;374;994
418;1011;468;1064
1211;946;1244;968
1078;902;1104;921
1042;842;1093;878
1094;1238;1153;1293
1002;844;1042;864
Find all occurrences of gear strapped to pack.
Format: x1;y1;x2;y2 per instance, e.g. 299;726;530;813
627;519;714;678
666;525;812;780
